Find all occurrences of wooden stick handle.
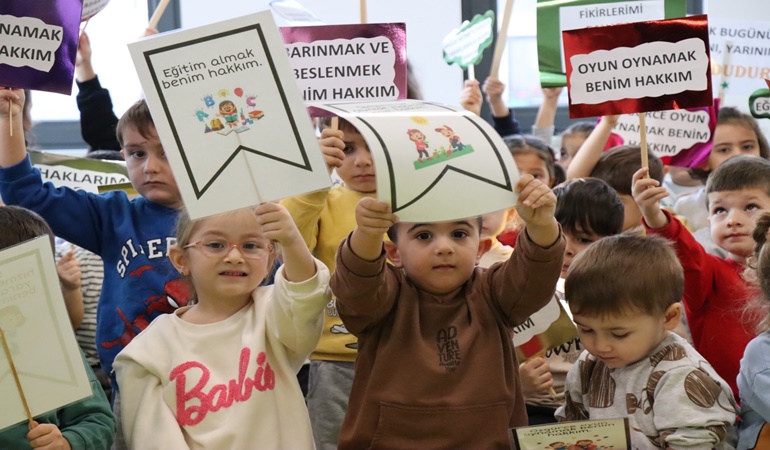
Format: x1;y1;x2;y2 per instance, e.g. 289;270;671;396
331;116;339;131
359;0;367;24
148;0;170;30
638;112;649;171
489;0;514;77
0;326;33;428
467;64;475;81
8;100;11;138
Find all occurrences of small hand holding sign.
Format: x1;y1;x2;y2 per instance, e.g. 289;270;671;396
318;128;345;174
351;197;398;261
514;174;559;248
27;421;71;450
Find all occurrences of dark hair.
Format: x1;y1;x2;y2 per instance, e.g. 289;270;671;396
85;150;124;161
590;145;663;196
566;234;683;318
386;217;483;243
504;135;561;186
705;155;770;208
690;106;770;182
562;121;595;138
0;206;55;251
554;178;624;237
749;212;770;332
116;99;155;148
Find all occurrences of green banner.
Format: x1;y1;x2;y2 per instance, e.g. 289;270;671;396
442;10;495;69
537;0;686;87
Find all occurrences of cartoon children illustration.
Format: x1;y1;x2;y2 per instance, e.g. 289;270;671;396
407;129;431;162
547;442;569;450
218;100;239;129
571;439;598;450
435;125;465;151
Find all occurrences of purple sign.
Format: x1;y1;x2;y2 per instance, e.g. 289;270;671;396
0;1;83;95
280;23;406;114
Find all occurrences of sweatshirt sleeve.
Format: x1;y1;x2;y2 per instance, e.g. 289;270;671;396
280;189;330;254
266;258;331;368
58;352;116;450
491;108;523;138
76;76;121;152
114;353;189;450
652;365;736;449
330;235;399;336
486;226;565;325
643;210;717;315
555;351;590;422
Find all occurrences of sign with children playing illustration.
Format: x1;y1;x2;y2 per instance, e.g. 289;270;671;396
512;417;631;450
314;100;520;222
129;10;330;220
563;15;712;118
0;2;82;94
280;23;407;104
0;236;92;431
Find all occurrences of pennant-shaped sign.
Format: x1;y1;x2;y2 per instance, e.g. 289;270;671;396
129;11;331;220
0;237;91;431
314;100;520;222
563;15;712;118
0;3;82;94
280;23;407;105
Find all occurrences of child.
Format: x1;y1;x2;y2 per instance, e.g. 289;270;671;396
114;203;330;449
0;90;188;396
675;107;770;256
633;155;770;399
331;174;565;449
519;178;625;425
0;206;115;450
280;117;376;450
556;234;736;449
556;122;595;172
738;212;770;449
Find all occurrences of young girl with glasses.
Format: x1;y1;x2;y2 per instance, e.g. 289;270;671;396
113;203;331;449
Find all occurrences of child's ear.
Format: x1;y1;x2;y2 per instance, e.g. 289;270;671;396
383;240;402;268
476;238;493;264
662;302;682;331
168;244;188;276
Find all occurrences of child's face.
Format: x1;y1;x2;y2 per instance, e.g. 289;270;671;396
559;133;587;171
707;123;760;170
480;209;515;241
562;227;604;278
220;101;236;115
172;209;273;305
336;128;376;193
619;194;642;231
121;125;182;209
571;305;678;368
514;153;552;187
385;219;483;297
708;187;770;263
410;131;425;141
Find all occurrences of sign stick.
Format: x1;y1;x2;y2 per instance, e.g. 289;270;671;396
148;0;171;30
359;0;367;24
489;0;514;77
8;100;12;138
467;64;475;81
717;40;733;106
638;113;649;171
0;326;33;429
331;116;339;131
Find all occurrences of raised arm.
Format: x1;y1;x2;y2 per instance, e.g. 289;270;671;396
0;88;28;167
349;197;397;261
532;87;563;145
632;167;670;229
256;202;316;283
566;115;618;180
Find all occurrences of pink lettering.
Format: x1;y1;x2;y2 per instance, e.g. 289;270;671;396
169;348;275;426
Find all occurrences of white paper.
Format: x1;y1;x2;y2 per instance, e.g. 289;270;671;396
129;10;331;220
0;237;91;431
313;100;520;222
613;109;712;156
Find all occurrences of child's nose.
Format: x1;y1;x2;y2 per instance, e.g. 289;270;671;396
355;151;372;166
143;154;161;173
726;209;744;226
434;237;455;254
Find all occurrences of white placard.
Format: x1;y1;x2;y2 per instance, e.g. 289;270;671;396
0;237;91;431
314;100;520;222
709;17;770;97
129;10;331;220
613;109;712;156
0;14;63;72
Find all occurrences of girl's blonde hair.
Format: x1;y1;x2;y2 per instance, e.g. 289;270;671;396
746;212;770;333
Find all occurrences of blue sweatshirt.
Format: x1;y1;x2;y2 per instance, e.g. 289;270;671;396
0;155;189;382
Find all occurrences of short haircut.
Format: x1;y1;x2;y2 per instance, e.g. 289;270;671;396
116;100;155;148
504;135;562;185
0;205;55;251
566;234;683;318
554;178;624;237
562;121;595;138
690;106;770;181
85;150;124;161
386;217;483;243
705;155;770;207
590;145;664;196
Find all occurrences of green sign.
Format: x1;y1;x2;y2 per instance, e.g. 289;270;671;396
442;10;495;69
537;0;686;87
750;88;770;119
